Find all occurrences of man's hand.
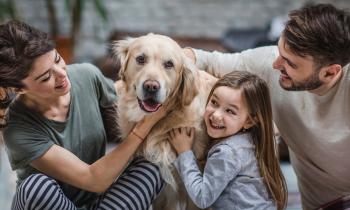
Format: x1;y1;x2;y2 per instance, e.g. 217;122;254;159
183;48;196;63
169;127;195;155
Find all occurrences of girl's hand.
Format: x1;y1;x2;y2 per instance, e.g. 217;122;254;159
133;106;168;140
169;127;195;155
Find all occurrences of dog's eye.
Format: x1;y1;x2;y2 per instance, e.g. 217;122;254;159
136;54;147;65
163;60;174;69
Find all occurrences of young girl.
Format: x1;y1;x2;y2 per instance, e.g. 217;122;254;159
169;71;287;210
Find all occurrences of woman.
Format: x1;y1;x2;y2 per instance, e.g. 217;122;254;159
0;20;166;210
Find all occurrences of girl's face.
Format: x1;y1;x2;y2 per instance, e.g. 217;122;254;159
204;86;252;139
20;49;71;100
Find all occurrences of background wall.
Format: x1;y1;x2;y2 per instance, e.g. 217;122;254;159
8;0;350;62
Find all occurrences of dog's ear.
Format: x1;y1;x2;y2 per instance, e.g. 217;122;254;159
112;37;135;81
179;57;198;107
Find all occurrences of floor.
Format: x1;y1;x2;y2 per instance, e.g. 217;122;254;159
0;145;17;210
281;161;302;210
0;145;301;210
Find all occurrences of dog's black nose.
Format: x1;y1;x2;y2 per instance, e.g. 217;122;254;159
143;80;160;93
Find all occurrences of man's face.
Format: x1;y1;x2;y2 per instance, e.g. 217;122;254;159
272;37;323;91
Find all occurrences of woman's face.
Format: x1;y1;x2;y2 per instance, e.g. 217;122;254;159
204;86;251;139
20;49;71;100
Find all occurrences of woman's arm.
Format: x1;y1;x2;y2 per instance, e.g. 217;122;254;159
31;107;166;193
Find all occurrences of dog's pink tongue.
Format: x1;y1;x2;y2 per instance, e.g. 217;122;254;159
142;100;162;112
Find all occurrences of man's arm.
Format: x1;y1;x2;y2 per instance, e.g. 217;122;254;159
185;46;278;80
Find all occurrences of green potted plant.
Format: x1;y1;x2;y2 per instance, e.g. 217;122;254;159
45;0;109;63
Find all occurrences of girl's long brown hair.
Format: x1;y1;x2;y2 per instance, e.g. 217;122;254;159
207;71;287;209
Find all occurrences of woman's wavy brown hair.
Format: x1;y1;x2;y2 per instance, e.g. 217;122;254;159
0;20;54;128
206;71;288;210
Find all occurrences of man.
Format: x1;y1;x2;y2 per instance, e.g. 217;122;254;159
186;3;350;210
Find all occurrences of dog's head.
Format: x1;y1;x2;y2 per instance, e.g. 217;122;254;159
113;34;198;114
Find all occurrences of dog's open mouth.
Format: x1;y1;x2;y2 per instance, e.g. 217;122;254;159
138;98;162;112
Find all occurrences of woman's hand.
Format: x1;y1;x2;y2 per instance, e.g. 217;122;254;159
132;106;168;140
169;127;195;155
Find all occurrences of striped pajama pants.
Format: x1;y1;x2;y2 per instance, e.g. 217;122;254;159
11;157;164;210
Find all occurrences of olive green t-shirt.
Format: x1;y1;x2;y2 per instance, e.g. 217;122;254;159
3;63;117;208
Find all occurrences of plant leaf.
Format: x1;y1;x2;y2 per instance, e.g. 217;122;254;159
92;0;108;22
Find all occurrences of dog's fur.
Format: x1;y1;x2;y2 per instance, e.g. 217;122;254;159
113;34;217;209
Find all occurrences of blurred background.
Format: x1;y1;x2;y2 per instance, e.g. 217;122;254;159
0;0;349;209
1;0;348;65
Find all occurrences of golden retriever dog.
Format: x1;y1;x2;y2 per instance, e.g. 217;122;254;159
113;34;217;210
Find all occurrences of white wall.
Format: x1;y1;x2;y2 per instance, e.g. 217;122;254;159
11;0;350;61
